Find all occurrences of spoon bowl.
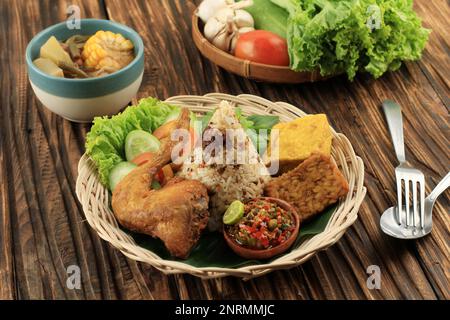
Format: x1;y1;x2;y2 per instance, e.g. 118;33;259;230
380;172;449;239
380;206;432;239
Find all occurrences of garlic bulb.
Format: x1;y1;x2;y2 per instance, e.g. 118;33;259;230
197;0;253;23
204;8;255;53
197;0;233;23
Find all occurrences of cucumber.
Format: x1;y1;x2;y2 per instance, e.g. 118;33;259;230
109;161;137;191
163;109;181;124
125;130;161;161
243;0;289;39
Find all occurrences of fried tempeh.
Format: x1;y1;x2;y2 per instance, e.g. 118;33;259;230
264;153;349;221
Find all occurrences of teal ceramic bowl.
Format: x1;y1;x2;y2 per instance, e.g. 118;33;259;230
26;19;144;123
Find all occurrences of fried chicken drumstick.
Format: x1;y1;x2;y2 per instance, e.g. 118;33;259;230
112;109;210;259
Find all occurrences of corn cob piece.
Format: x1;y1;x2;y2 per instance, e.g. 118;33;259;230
82;30;134;73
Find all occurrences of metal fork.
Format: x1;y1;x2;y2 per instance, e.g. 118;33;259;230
382;100;425;228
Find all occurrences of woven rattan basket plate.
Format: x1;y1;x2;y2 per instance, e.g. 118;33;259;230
192;13;326;84
76;93;366;279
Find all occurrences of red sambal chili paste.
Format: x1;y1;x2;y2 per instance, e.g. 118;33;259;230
225;199;296;250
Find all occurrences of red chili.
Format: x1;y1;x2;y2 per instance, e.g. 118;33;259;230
226;198;295;250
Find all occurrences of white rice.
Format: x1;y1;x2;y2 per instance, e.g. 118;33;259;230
177;101;270;231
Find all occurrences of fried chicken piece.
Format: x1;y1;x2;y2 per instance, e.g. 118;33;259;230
112;109;210;259
264;153;349;221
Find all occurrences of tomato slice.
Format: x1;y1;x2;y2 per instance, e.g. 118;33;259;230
131;152;155;166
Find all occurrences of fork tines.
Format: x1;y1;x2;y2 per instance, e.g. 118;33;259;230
396;168;425;228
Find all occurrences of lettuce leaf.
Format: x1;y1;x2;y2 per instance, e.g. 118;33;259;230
86;100;279;189
278;0;430;80
85;98;180;188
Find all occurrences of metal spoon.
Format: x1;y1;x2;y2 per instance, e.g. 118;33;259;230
380;172;450;239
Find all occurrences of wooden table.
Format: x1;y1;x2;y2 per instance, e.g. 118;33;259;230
0;0;448;300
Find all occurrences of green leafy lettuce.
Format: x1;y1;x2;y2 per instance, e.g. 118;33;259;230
272;0;430;79
85;98;180;188
86;99;279;189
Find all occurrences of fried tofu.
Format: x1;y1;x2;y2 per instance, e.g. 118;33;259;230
264;153;349;221
265;114;332;174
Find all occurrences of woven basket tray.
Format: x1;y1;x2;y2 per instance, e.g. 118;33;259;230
76;93;366;279
192;14;326;84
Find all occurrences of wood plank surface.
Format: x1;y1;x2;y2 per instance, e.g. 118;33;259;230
0;0;448;300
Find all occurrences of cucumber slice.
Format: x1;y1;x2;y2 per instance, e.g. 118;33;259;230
125;130;161;161
163;109;181;124
109;161;137;191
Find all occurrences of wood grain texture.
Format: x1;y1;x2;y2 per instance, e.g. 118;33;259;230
0;0;448;300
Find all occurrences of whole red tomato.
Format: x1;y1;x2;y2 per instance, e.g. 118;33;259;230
235;30;290;66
